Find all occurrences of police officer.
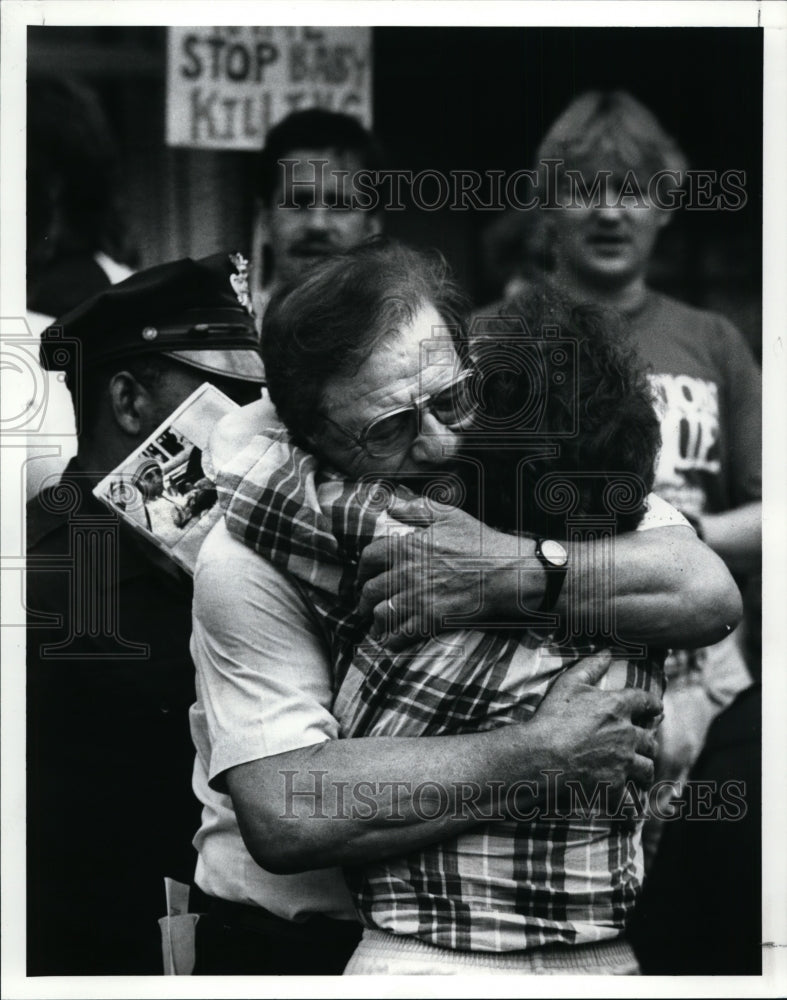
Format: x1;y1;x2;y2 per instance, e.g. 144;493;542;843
26;254;265;975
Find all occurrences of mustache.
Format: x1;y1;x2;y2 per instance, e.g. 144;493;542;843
290;236;340;253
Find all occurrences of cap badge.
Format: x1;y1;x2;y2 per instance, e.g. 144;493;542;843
229;252;254;316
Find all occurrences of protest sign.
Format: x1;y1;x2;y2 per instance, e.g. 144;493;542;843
166;26;372;150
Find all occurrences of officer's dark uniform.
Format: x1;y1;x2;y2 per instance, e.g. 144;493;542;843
26;255;265;975
27;469;202;974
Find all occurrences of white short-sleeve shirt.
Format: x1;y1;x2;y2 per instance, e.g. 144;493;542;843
190;518;355;920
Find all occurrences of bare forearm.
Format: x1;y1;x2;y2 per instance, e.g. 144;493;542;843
228;726;552;874
565;527;741;646
698;502;761;575
227;656;660;875
359;496;742;652
488;526;742;648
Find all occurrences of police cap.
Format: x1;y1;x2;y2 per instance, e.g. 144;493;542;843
40;252;265;383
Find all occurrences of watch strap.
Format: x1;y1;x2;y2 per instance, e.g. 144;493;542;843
535;538;568;614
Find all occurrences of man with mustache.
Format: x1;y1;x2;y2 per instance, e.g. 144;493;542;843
249;108;384;325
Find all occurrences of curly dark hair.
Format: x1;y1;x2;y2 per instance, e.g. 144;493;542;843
256;108;386;209
262;236;469;449
464;287;661;536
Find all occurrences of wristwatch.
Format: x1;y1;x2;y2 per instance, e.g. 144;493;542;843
534;538;569;613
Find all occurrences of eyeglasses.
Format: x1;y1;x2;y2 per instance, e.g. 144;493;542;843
322;368;479;458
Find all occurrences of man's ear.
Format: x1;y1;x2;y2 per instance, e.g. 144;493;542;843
108;371;152;437
367;213;384;238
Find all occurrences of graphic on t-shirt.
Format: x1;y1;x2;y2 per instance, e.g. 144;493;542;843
649;373;721;515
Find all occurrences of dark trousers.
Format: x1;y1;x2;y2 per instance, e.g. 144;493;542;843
192;895;362;976
630;684;761;975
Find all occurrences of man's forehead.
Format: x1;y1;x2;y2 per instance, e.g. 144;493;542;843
274;147;364;186
327;331;460;426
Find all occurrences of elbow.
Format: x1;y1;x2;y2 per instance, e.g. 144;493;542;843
704;581;744;646
718;574;744;632
236;809;322;875
680;562;743;648
226;762;330;875
248;840;310;876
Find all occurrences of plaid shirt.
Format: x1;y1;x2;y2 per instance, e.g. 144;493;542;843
216;428;664;952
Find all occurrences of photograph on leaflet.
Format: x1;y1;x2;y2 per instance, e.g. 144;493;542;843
93;382;237;574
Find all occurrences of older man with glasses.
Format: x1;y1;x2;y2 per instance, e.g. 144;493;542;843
188;238;741;975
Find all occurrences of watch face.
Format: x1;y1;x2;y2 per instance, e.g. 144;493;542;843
540;539;568;567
